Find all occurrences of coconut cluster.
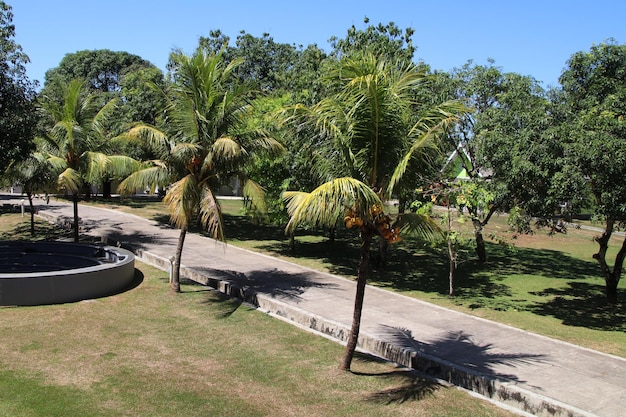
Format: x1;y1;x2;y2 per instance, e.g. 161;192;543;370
343;204;402;243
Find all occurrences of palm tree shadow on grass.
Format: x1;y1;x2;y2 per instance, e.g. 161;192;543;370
364;373;441;404
1;219;74;241
350;354;440;405
198;288;244;319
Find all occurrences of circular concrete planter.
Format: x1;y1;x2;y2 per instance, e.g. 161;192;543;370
0;241;136;306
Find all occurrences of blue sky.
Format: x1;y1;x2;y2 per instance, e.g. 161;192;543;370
11;0;626;88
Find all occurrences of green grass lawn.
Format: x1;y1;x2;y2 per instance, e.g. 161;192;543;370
75;196;626;357
0;212;515;417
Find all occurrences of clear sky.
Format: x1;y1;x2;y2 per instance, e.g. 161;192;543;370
11;0;626;89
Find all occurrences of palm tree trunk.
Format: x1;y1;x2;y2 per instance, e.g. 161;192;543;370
172;226;187;293
72;192;79;242
340;228;373;371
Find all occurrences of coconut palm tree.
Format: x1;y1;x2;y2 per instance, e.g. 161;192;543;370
38;78;139;242
282;53;464;371
119;49;283;292
284;178;440;371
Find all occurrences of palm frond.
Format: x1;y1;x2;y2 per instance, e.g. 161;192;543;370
198;187;225;241
164;174;199;228
91;97;119;140
283;177;381;234
242;178;267;215
118;163;169;196
283;191;311;217
388;100;467;198
394;213;443;241
83;151;110;184
106;155;142;179
212;136;244;159
45;154;69;174
126;124;171;150
57;167;82;194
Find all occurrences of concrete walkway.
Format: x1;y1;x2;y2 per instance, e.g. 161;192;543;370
3;194;625;417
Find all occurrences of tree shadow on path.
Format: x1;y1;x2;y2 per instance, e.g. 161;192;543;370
375;325;545;385
190;266;339;303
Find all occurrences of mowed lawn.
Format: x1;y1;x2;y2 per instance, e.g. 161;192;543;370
0;212;515;417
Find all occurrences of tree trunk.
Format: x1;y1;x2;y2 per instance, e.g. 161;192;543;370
376;236;389;268
72;193;79;243
172;226;187;293
27;192;35;236
328;226;336;243
473;219;487;263
448;238;456;297
289;231;295;254
592;218;625;304
340;228;373;371
103;180;112;199
447;203;456;296
470;204;497;263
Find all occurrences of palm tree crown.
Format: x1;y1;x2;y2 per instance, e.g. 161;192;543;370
38;78;138;241
120;49;283;291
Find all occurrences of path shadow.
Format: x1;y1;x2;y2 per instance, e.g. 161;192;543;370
375;325;545;384
189;266;339;302
77;222;179;251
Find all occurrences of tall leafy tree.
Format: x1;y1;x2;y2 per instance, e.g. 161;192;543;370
439;61;506;262
559;40;626;303
43;49;152;93
119;49;283;292
442;62;559;262
42;49;165;137
0;1;36;173
480;73;564;220
196;29;329;221
329;18;416;65
38;78;138;242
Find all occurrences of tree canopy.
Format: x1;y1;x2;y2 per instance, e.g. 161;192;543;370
0;1;36;173
559;40;626;303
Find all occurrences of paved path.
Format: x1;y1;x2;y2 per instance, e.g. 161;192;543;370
3;194;625;417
